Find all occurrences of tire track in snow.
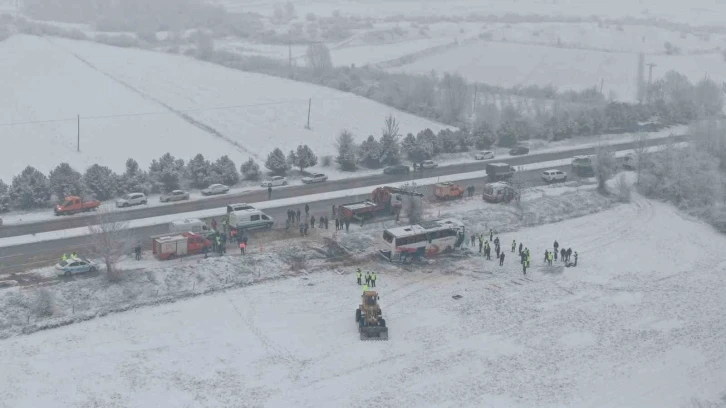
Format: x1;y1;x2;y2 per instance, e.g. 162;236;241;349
48;39;261;160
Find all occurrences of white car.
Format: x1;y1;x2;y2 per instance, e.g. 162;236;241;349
420;160;438;169
475;151;495;160
201;184;230;196
55;258;98;277
261;176;288;187
301;173;328;184
541;169;567;183
116;192;147;208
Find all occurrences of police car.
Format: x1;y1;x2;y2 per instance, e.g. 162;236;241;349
55;258;98;277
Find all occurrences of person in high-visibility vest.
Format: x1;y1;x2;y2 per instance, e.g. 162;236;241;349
362;284;369;293
61;253;68;261
356;268;362;285
370;272;377;287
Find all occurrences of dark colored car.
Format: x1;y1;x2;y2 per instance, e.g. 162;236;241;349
383;165;410;175
509;146;530;156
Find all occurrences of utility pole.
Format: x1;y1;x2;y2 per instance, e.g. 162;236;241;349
77;115;80;152
305;98;311;130
646;63;656;102
288;30;292;77
472;83;478;117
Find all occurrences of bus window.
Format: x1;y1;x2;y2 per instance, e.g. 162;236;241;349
383;231;394;243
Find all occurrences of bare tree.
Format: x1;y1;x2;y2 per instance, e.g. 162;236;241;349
592;144;617;193
632;133;650;185
87;209;133;281
382;114;400;139
306;42;332;73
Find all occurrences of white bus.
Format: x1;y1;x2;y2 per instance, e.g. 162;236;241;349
379;218;466;262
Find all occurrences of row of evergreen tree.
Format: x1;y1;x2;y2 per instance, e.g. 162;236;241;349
0;152;273;210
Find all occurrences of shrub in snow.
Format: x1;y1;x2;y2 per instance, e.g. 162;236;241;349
614;174;631;203
212;155;239;186
306;42;332;73
438;128;459;153
187;153;214;189
48;163;83;200
320;155;332;167
10;166;51;209
88;210;132;282
592;145;617;193
335;130;357;171
83;164;119;201
359;135;381;168
472;121;495;149
292;144;318;172
149;153;186;193
120;158;152;194
265;148;291;174
240;158;261;180
32;288;54;317
0;179;8;195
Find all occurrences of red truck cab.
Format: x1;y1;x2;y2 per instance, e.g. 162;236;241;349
54;196;101;216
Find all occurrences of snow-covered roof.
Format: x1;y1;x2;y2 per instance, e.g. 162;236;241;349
385;218;464;237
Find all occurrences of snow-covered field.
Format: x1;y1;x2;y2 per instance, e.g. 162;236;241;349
1;175;725;407
227;0;726;26
389;40;726;101
0;34;447;182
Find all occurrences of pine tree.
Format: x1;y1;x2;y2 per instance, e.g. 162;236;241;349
401;133;417;159
48;163;83;200
0;179;7;195
149;153;186;192
418;128;441;155
265;148;290;174
240;158;261;180
120;158;151;194
472;121;494;149
497;121;518;147
294;144;318;172
335;129;357;171
286;149;298;169
212;155;239;186
10;166;51;209
455;129;473;151
359;135;381;168
83;164;119;201
437;129;458;153
187;153;214;189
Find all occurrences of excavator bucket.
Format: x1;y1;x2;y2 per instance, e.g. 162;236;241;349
359;325;388;341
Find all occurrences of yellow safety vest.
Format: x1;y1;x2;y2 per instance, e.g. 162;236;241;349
362;285;368;292
371;273;377;281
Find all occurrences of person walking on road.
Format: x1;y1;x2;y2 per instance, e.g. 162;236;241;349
268;185;272;200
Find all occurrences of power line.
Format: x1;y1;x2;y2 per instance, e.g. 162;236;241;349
0;95;361;127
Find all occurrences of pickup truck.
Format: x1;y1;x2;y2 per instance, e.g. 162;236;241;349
54;196;101;216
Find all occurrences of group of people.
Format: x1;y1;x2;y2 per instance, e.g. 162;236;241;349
356;268;378;292
466;229;581;275
60;252;80;262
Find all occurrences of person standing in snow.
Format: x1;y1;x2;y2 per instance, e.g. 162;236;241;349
371;272;377;287
296;209;301;223
489;229;493;242
305;204;310;215
365;272;371;286
522;259;528;275
511;240;516;253
304;222;309;236
554;240;559;253
310;215;315;229
547;251;553;266
495;243;500;259
566;248;572;262
470;234;475;247
518;242;523;255
268;185;272;200
554;247;558;261
560;248;566;262
544;249;549;263
356;268;362;285
478;237;483;253
499;252;505;266
239;241;246;255
345;219;350;232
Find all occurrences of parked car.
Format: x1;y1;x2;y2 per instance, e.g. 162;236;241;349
160;190;190;203
509;146;530;156
541;169;567;183
572;155;594;176
475;151;495;160
55;258;98;277
302;173;328;184
383;165;410;175
420;160;438;169
261;176;288;187
116;192;147;208
201;184;230;196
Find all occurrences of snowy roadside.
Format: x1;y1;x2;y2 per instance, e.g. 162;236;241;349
0;141;686;248
0;177;613;339
0;128;683;228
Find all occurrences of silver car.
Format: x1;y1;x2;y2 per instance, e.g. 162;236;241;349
116;192;147;207
201;184;230;196
160;190;190;202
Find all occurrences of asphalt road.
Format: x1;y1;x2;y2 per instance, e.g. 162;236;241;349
0;135;686;240
0;162;607;274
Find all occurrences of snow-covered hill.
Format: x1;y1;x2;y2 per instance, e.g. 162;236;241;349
0;35;448;181
1;190;724;407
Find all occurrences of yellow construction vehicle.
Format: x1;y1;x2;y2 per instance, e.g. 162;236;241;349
355;290;388;340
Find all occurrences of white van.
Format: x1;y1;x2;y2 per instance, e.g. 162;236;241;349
228;209;274;231
170;218;213;236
